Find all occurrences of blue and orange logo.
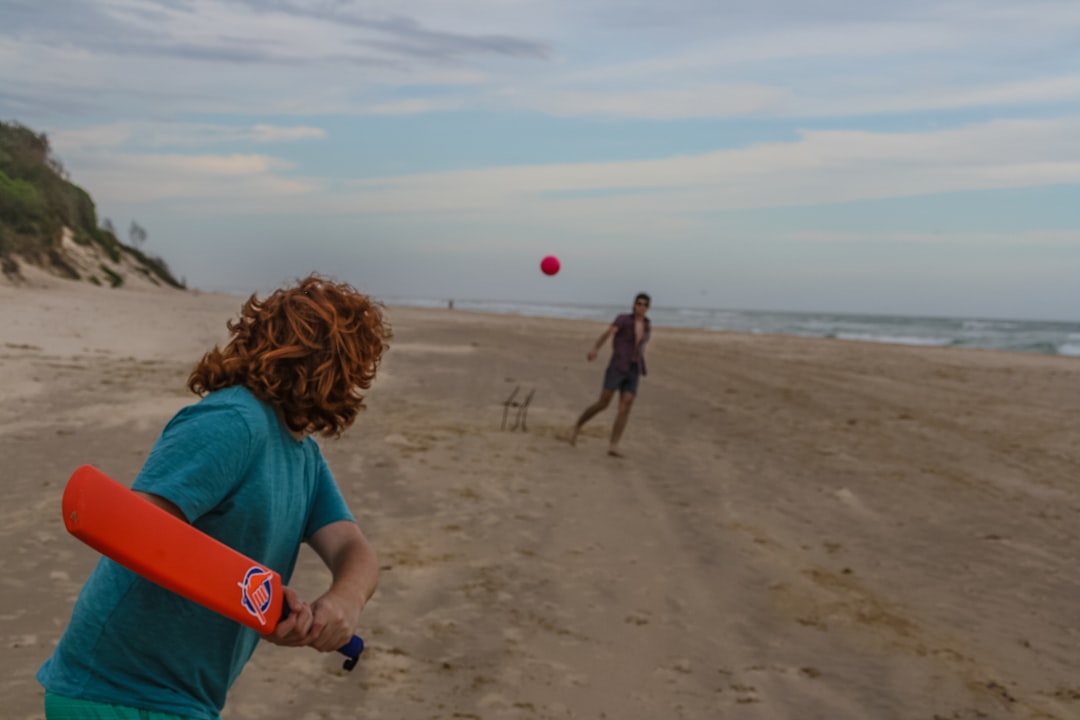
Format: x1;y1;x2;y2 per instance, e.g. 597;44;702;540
239;566;274;626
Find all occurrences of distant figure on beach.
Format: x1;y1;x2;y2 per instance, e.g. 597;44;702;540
36;274;391;720
569;292;651;457
448;299;454;310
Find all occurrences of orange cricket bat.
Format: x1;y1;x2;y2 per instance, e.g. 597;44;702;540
62;465;363;670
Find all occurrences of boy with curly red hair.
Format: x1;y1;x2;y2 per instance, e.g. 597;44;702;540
38;274;391;720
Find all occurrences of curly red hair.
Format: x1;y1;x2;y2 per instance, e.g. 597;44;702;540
189;274;391;437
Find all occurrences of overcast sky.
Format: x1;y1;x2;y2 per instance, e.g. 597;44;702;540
2;0;1079;320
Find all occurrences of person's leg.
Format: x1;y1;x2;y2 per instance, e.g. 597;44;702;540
607;390;636;456
569;388;615;445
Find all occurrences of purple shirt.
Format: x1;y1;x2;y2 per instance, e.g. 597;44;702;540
609;313;650;375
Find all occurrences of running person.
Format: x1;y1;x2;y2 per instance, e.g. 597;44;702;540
569;293;651;456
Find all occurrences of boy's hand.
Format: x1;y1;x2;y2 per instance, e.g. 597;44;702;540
303;519;378;653
305;588;364;653
262;586;314;647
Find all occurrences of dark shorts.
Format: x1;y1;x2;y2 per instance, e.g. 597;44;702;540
603;364;640;395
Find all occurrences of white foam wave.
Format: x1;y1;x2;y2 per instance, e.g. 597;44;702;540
835;333;952;347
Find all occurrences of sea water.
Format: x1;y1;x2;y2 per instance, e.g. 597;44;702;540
384;297;1080;357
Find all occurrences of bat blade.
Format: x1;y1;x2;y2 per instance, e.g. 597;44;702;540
62;465;364;669
63;464;285;633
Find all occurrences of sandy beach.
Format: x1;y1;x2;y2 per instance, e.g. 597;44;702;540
2;277;1079;720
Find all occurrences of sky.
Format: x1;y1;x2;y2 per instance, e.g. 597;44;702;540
2;0;1079;321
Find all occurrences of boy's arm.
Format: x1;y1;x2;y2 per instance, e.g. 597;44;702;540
134;489;319;643
587;324;618;362
134;490;186;520
302;520;379;653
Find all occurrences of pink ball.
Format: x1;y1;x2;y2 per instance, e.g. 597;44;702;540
540;255;560;276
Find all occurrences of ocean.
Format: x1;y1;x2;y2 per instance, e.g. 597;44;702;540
384;297;1080;357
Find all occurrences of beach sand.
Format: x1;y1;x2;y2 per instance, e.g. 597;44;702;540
3;277;1079;720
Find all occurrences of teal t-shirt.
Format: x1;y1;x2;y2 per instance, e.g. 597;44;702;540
37;386;355;720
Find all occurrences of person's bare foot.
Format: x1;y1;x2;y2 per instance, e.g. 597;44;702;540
607;448;624;458
568;427;579;447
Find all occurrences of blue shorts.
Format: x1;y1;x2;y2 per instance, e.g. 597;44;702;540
603;364;640;395
44;692;211;719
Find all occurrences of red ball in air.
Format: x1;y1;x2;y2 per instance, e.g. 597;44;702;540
540;255;561;276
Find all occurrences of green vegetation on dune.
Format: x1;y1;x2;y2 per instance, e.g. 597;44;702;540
0;120;184;289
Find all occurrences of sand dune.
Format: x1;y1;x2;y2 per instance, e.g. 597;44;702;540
3;282;1079;719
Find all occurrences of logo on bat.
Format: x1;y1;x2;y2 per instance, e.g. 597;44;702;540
239;566;274;626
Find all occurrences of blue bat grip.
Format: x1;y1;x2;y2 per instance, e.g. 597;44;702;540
280;603;364;671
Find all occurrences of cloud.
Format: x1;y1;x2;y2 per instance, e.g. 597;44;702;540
784;229;1080;247
5;0;1080;122
510;73;1080;119
5;21;513;120
565;21;964;86
59;151;317;203
526;84;790;119
364;98;465;115
51;125;134;150
51;122;325;150
52;115;1080;218
789;75;1080;118
534;72;1080;120
0;84;100;117
324;116;1080;214
249;124;325;142
6;0;547;66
